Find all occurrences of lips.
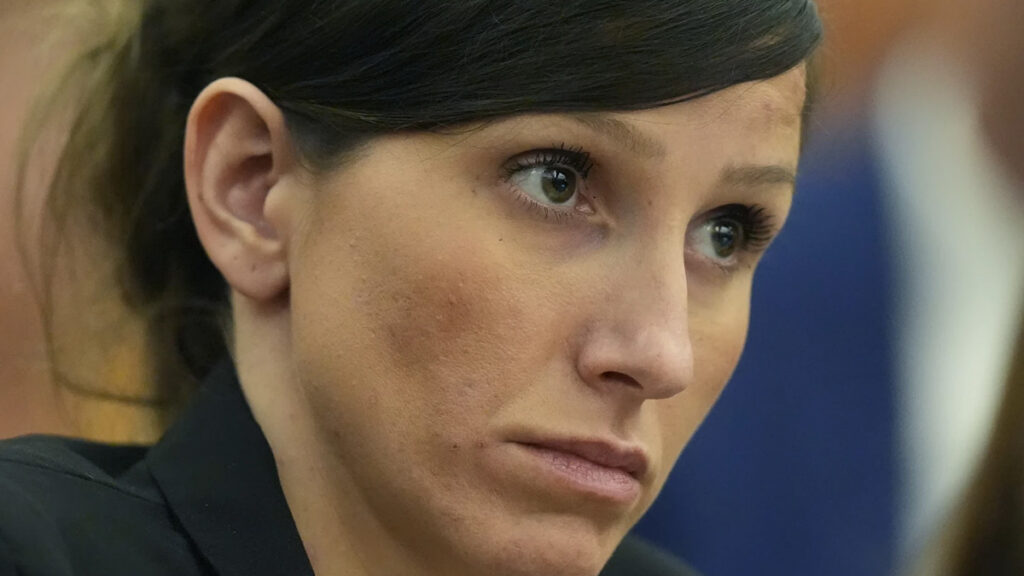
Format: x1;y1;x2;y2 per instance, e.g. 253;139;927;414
514;437;650;481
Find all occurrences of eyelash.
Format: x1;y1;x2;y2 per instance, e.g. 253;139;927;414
711;204;776;251
504;144;595;180
695;204;778;274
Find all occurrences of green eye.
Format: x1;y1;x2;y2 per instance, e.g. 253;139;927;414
540;168;577;204
511;166;581;208
693;217;746;265
691;204;776;271
503;145;596;221
709;221;741;258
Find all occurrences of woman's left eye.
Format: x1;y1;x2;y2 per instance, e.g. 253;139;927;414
690;204;775;268
700;219;744;259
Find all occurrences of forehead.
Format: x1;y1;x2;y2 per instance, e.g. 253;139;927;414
603;65;808;166
376;66;809;174
720;64;808;116
643;65;808;134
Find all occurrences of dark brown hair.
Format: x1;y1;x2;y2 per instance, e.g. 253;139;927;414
19;0;822;419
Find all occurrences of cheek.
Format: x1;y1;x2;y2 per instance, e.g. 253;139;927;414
288;182;552;454
364;243;529;415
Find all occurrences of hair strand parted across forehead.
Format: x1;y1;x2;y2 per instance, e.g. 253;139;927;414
266;2;820;136
150;0;821;156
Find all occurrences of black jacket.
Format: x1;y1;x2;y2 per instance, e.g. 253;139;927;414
0;362;697;576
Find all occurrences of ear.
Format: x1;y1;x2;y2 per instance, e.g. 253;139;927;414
183;77;298;302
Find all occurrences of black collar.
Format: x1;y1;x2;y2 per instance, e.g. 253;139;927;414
145;361;314;576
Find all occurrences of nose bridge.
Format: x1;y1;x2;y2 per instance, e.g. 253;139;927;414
577;241;695;400
623;241;689;338
627;243;694;386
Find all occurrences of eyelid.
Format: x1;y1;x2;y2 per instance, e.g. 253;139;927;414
502;144;595;180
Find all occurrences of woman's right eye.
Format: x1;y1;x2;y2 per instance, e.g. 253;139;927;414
502;145;597;218
510;166;581;207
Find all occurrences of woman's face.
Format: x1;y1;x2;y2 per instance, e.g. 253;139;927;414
281;67;807;575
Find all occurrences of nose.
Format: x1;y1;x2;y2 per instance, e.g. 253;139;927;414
575;255;695;401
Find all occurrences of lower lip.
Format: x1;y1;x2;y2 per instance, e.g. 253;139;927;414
513;443;642;505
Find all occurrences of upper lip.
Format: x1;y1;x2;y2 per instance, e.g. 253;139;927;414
515;436;650;481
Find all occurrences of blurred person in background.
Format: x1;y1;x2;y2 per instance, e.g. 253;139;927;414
916;0;1024;573
1;0;73;438
927;327;1024;573
872;0;1024;563
0;2;821;575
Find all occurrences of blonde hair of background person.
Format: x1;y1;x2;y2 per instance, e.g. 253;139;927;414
5;1;820;575
2;0;163;442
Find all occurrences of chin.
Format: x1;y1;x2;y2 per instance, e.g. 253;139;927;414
463;514;625;576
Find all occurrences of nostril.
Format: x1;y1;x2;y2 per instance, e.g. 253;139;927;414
600;371;642;389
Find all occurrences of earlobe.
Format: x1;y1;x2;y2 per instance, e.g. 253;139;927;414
184;78;297;302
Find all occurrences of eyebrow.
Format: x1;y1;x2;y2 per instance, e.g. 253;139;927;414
720;164;797;188
568;114;667;160
565;113;798;189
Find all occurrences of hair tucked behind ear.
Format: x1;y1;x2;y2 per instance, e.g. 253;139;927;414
19;0;822;428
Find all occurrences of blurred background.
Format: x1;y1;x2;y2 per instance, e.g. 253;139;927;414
2;1;1022;575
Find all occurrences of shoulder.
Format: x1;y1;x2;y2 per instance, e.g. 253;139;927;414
602;535;702;576
0;435;190;575
0;434;158;506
